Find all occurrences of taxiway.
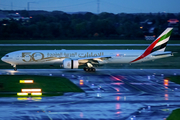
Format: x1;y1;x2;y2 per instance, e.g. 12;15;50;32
0;69;180;120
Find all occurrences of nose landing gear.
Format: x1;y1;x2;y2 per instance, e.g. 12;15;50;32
12;64;17;71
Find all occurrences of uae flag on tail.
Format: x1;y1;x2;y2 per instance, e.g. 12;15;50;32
131;28;173;63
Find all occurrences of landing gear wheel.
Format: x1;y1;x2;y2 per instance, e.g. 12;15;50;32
14;67;17;71
88;68;92;72
92;68;96;72
83;67;96;72
84;67;89;72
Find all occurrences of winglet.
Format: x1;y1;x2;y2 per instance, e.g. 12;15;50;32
130;28;173;63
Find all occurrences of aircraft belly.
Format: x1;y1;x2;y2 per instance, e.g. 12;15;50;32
17;59;63;65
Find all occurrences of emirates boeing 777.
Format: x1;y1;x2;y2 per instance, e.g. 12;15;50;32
1;28;173;72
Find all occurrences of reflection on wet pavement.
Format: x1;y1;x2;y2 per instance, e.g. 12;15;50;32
0;69;180;120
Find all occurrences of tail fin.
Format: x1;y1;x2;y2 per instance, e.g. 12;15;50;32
151;27;173;52
131;28;173;63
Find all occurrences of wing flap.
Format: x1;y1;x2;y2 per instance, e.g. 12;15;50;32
77;55;112;60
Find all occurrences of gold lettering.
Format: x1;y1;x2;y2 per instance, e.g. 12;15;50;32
64;53;69;57
22;52;32;62
98;52;101;56
57;53;60;57
78;53;86;58
47;52;63;57
31;52;44;62
70;53;76;57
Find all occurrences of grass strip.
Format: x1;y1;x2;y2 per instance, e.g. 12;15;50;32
165;76;180;84
0;75;83;97
160;76;180;120
167;108;180;120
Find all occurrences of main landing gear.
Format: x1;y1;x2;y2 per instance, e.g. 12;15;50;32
83;67;96;72
83;63;96;72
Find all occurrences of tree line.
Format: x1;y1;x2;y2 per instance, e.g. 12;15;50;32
0;10;180;40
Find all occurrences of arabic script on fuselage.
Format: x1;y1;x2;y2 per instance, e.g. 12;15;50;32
47;52;104;58
22;52;104;62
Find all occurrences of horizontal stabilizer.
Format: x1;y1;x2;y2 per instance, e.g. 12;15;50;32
152;52;172;56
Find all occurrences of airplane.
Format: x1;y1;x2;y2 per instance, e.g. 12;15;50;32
1;27;173;72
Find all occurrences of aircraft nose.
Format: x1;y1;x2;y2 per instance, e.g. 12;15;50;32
1;57;5;62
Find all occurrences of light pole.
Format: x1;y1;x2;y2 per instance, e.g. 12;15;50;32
27;2;35;11
97;0;100;14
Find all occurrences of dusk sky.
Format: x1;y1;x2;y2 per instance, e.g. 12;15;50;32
0;0;180;13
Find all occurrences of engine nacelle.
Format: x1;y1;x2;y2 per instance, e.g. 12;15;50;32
63;59;79;69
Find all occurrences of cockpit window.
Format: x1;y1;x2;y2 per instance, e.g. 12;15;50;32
5;55;9;57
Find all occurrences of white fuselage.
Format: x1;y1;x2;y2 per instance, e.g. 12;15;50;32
1;49;172;66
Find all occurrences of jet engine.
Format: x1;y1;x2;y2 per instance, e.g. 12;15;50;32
63;59;79;69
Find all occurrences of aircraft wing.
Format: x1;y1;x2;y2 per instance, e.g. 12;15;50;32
77;55;113;60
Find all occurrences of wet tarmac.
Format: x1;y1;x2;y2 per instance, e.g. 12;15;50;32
0;69;180;120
